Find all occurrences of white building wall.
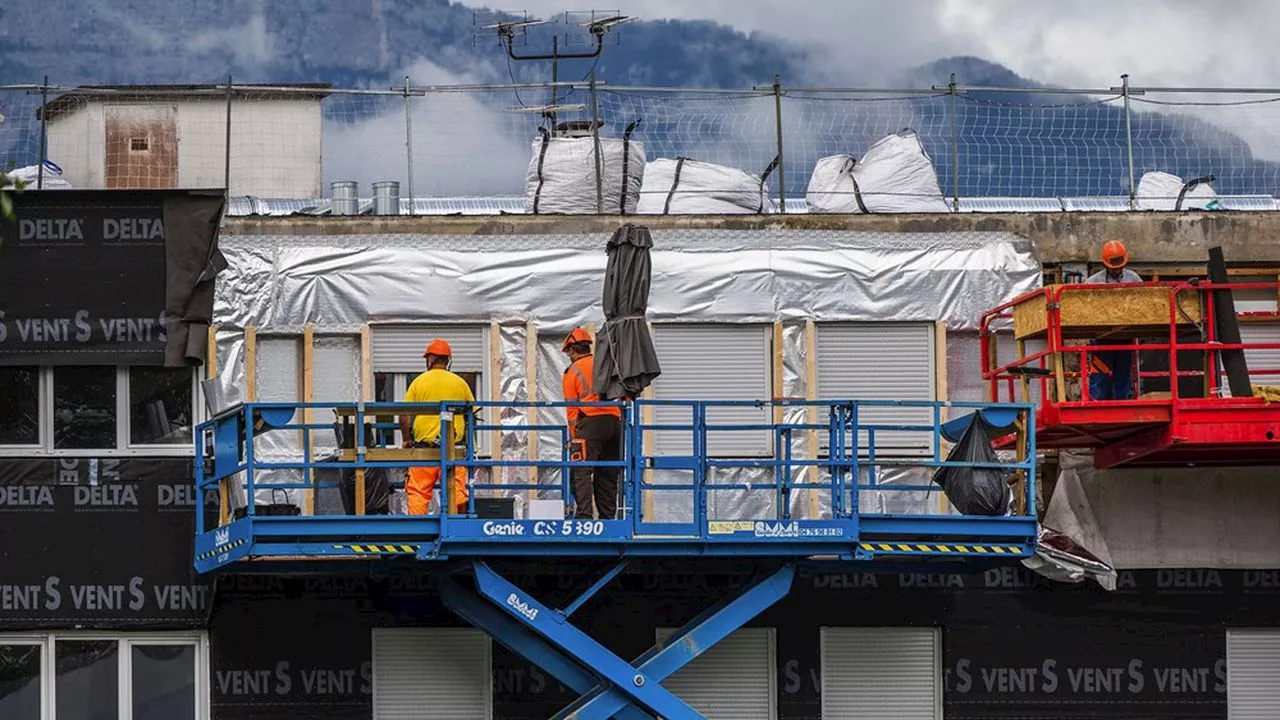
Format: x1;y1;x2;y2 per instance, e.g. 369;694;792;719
46;103;105;189
1087;467;1280;568
45;96;323;198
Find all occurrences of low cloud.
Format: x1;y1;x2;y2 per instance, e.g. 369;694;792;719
322;59;535;196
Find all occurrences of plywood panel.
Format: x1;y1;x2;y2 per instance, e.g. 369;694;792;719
1014;284;1203;340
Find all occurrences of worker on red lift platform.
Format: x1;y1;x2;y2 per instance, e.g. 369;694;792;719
562;328;623;520
1087;240;1143;401
399;339;474;515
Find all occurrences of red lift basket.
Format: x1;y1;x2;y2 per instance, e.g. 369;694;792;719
980;280;1280;469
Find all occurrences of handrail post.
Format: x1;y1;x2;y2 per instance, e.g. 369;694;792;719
243;404;255;517
1122;73;1137;211
772;75;786;213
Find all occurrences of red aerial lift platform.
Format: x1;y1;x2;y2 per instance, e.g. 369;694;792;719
981;280;1280;469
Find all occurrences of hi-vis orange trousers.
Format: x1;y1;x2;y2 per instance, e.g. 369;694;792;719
406;465;469;515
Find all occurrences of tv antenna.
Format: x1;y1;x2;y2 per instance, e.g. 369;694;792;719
476;10;635;130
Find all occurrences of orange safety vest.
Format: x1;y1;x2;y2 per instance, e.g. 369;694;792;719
563;355;622;425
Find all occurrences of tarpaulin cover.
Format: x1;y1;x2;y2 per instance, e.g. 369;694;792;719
1023;449;1118;590
593;224;661;399
0;189;225;367
932;410;1013;516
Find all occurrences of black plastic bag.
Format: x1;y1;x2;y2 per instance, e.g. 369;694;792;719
932;412;1012;516
334;421;392;516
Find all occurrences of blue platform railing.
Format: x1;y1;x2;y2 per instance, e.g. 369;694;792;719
192;398;1038;573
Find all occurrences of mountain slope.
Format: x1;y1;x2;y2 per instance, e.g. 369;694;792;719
1;2;1275;199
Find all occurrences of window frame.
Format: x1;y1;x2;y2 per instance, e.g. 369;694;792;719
0;367;200;457
0;631;210;720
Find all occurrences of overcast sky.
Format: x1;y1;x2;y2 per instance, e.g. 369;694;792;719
510;0;1280;88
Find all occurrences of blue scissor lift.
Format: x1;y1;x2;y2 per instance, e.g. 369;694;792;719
194;398;1038;720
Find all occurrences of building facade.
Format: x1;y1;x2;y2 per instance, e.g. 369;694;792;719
2;193;1280;719
38;85;329;198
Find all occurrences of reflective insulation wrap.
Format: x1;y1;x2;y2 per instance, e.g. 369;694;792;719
252;336;303;507
213;230;1040;331
310;336;362;515
208;229;1040;519
536;333;572;505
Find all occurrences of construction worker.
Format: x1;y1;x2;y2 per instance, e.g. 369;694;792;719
399;339;474;515
1086;240;1143;400
561;327;623;520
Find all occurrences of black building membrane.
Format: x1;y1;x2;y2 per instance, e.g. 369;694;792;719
2;457;1268;719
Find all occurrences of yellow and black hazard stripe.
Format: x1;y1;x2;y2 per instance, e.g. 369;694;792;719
196;538;249;561
858;542;1026;556
332;544;419;555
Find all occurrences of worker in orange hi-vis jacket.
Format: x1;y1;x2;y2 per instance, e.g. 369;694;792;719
398;339;475;515
1087;240;1143;401
561;327;624;520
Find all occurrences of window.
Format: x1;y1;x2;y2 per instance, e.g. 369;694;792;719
0;633;207;720
372;628;490;720
128;367;194;445
0;367;196;454
0;367;40;445
0;641;43;720
370;324;490;452
649;324;773;457
820;627;941;720
654;627;776;719
1228;628;1280;716
815;323;937;455
53;367;117;450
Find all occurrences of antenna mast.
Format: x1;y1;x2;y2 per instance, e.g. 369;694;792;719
476;10;634;131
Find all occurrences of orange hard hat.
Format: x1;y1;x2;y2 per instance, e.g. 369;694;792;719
423;339;452;358
562;327;591;351
1101;240;1129;270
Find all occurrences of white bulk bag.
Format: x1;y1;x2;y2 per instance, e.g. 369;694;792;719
1135;171;1221;211
805;129;950;213
635;157;778;215
524;124;645;215
8;160;74;190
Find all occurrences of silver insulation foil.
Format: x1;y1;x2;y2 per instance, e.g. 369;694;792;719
207;229;1041;518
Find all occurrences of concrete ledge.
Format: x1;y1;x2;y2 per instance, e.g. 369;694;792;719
223;211;1280;263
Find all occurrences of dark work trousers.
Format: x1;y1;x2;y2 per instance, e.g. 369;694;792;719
572;413;623;520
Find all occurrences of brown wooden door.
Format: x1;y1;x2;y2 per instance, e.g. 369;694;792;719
105;104;178;189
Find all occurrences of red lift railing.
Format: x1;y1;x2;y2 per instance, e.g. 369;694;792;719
979;281;1280;415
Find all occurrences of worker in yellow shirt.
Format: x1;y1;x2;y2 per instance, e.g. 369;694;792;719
398;339;475;515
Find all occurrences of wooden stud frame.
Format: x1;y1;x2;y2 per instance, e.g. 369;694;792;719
301;325;315;515
356;324;372;516
241;326;258;520
934;321;952;515
803;320;819;520
207;325;228;526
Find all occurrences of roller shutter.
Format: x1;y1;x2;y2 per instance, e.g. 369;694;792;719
820;627;940;719
655;627;775;719
815;323;935;454
650;324;772;457
1240;322;1280;386
372;628;491;720
1228;628;1280;718
370;324;488;375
